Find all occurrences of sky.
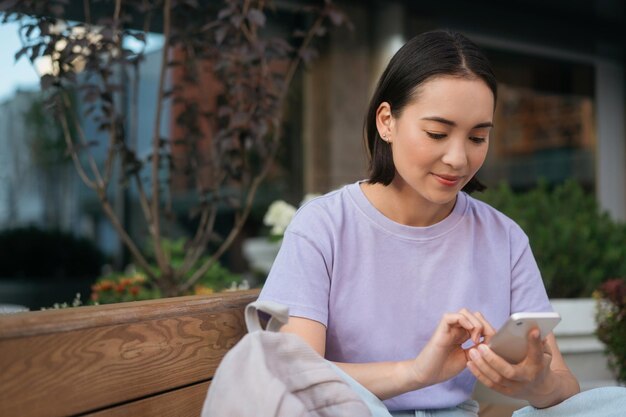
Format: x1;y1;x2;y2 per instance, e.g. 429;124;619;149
0;20;41;103
0;15;164;103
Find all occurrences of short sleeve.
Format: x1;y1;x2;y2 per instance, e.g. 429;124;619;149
509;226;553;314
258;218;333;327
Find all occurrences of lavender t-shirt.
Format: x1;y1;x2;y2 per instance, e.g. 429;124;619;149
259;181;552;411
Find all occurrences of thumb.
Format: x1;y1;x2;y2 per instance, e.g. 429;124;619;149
526;328;543;363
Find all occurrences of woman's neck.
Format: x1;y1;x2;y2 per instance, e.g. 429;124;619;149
360;181;457;227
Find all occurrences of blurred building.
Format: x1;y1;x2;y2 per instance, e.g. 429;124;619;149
0;46;168;262
0;90;81;230
299;0;625;221
0;0;623;259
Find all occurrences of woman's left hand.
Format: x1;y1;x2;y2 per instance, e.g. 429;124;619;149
466;328;555;405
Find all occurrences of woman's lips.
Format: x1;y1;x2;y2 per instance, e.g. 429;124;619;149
432;173;463;186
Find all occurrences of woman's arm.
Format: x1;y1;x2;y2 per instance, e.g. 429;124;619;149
282;310;490;400
467;330;580;408
281;317;421;399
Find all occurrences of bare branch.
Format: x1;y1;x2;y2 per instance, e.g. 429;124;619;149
59;106;97;189
282;12;325;111
113;0;122;24
181;2;330;292
179;203;217;276
128;62;154;231
98;191;157;281
103;86;116;184
83;0;91;24
179;170;227;277
61;92;106;188
181;138;279;292
134;172;154;231
149;0;172;271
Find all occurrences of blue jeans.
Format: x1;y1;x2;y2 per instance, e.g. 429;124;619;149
512;386;626;417
329;362;479;417
389;400;479;417
329;361;626;417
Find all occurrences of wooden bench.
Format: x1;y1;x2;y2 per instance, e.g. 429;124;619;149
1;288;518;416
0;289;260;417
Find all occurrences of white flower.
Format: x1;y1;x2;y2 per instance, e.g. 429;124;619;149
263;200;297;237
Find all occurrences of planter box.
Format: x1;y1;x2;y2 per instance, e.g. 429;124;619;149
242;237;281;276
550;298;615;390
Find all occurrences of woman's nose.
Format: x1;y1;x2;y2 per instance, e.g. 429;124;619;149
441;138;468;169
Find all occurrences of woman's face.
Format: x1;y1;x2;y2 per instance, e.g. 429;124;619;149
378;75;494;207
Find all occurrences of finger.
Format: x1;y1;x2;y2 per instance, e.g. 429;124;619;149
526;328;544;365
466;360;508;393
473;312;496;341
466;351;511;390
473;344;520;383
459;309;484;344
542;337;553;357
442;313;474;333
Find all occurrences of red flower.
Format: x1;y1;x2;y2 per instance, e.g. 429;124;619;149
600;278;626;308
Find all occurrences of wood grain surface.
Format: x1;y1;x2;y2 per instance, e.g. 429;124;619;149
0;290;260;338
0;290;259;417
84;382;211;417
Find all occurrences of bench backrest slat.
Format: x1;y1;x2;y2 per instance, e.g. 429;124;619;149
0;290;259;417
83;382;211;417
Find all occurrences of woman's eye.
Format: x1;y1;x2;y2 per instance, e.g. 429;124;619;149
426;132;446;140
469;136;487;144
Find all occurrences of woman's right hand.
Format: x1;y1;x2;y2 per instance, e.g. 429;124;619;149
411;309;495;386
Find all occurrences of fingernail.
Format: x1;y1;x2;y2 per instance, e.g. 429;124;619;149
469;349;480;360
478;344;489;354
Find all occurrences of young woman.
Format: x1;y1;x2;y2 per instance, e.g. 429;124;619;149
258;30;580;416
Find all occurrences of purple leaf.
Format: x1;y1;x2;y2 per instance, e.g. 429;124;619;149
218;7;233;20
215;26;228;45
218;106;233;117
230;14;243;29
49;4;64;16
247;8;266;27
25;24;36;38
0;0;20;10
327;8;344;26
299;48;318;64
14;46;28;62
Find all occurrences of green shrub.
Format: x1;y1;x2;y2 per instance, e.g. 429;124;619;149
145;238;243;292
0;226;105;280
477;180;626;298
89;238;244;305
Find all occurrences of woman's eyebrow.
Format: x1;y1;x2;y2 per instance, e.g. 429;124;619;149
421;116;493;129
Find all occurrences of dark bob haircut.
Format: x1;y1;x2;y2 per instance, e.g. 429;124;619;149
364;30;497;193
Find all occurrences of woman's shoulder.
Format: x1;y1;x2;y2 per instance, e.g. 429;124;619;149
287;183;355;233
463;192;528;238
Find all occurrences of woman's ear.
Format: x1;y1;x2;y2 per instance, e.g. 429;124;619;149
375;102;393;141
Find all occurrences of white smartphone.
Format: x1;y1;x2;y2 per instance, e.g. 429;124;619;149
488;312;561;364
